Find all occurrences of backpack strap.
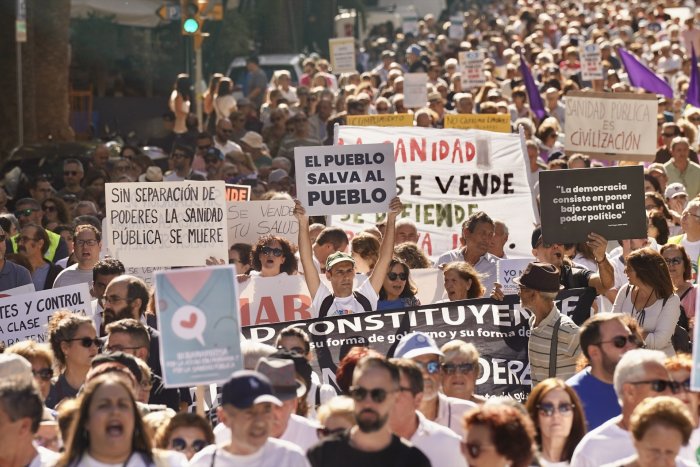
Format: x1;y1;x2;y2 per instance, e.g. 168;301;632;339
353;291;372;311
318;294;335;318
549;316;562;378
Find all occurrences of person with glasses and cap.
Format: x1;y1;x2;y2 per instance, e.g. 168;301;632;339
11;198;69;264
394;331;477;436
307;356;430;467
571;348;681;466
0;223;32;292
190;370;310;467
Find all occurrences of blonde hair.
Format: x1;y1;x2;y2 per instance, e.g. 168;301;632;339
316;395;355;427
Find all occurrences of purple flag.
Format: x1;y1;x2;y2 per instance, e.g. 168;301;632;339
519;52;547;121
618;47;673;98
687;46;700;108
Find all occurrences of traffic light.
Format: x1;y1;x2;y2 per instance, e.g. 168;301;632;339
181;0;203;35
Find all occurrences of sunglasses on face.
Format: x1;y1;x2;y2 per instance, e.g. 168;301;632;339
630;379;680;393
664;257;683;266
387;272;408;281
277;345;306;355
66;337;101;348
349;386;392;403
597;334;639;349
261;246;283;257
170;437;208;453
416;360;441;375
537;402;575;417
15;208;36;218
317;426;346;437
32;368;53;381
442;362;475;375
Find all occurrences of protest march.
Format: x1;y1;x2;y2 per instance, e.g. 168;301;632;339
4;2;700;466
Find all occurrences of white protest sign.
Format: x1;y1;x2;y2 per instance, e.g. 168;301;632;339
329;37;356;74
0;283;91;346
580;43;603;81
459;50;486;89
335;126;537;259
403;73;428;108
403;15;419;36
227;199;298;246
294;143;396;216
0;283;35;297
448;14;464;40
237;269;446;326
497;258;533;294
126;266;171;288
564;92;657;160
105;182;228;267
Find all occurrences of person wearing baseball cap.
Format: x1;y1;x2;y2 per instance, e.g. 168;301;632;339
294;197;404;317
393;332;476;436
515;262;580;386
190;370;310;467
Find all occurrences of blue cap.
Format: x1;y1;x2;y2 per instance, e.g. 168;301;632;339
221;370;282;409
394;332;444;359
406;44;422;56
204;147;224;161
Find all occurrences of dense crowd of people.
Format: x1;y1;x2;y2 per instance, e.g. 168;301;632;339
3;0;700;465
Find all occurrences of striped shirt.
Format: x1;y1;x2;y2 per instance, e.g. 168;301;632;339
528;305;581;386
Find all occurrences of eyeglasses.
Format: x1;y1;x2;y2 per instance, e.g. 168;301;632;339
43;205;56;212
387;272;408;281
349;386;393;403
15;208;37;218
102;295;129;305
683;211;700;220
664;257;684;266
65;337;101;348
170;438;208;453
537;402;575;417
75;239;98;247
17;235;39;243
32;368;53;381
105;344;143;353
261;246;283;257
596;334;639;349
463;442;495;459
441;362;475;375
63;171;79;176
317;426;346;437
415;360;441;375
629;379;680;393
277;345;306;355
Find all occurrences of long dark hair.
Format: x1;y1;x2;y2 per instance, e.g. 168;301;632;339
216;77;233;96
627;247;674;299
379;257;417;300
174;73;192;100
251;235;297;275
57;374;153;467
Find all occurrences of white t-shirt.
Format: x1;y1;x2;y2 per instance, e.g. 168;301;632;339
311;278;378;317
29;446;60;467
214;413;319;452
411;411;467;467
601;455;694;467
214;139;243;157
306;371;337;420
433;392;478;437
189;439;310;467
570;416;633;467
678;426;700;465
53;264;93;288
681;236;700;276
70;451;186;467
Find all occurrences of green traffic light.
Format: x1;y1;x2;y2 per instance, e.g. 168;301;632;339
183;18;200;34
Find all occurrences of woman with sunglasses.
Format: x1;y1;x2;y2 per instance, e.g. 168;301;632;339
525;378;586;466
6;340;55;401
377;258;420;310
439;340;486;405
41;197;70;231
612;247;681;356
155;413;214;461
442;262;485;301
461;404;536;467
660;244;696;334
249;235;297;277
316;396;355;439
45;311;100;409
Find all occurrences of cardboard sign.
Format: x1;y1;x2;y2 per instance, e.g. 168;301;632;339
448;14;464;40
402;15;419;36
105;182;229;267
0;283;35;297
497;258;535;295
294;143;397;216
564;92;657;160
335;126;538;259
126;266;171;288
444;114;511;133
243;289;595;398
580;43;603;81
227;199;298;246
225;184;251;202
329;37;356;74
403;73;428;108
0;284;91;346
347;114;414;127
459;50;486;89
156;266;243;387
539;166;646;244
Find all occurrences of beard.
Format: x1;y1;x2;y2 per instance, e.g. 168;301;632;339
601;350;618;377
103;307;134;326
355;409;389;433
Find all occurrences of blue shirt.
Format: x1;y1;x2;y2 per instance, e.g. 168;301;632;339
567;367;620;430
0;260;32;292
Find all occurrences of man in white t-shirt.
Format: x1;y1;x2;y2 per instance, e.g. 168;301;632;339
668;200;700;280
294;197;402;317
53;225;102;289
191;370;310;467
571;349;677;467
389;358;467;467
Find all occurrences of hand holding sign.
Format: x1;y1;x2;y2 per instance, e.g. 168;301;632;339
586;232;608;262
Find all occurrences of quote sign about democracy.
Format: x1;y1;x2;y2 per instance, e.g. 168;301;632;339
539;166;646;244
294;143;397;216
105;182;228;267
564;92;657;160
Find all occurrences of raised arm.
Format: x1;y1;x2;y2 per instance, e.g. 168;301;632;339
586;232;614;293
294;200;321;297
369;197;403;293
